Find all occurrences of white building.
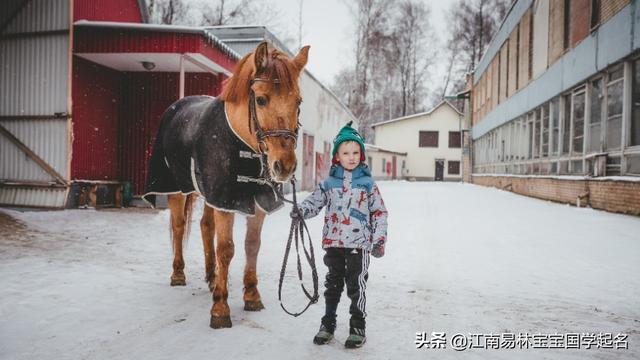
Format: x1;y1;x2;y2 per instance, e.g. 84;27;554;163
364;144;407;180
372;101;464;181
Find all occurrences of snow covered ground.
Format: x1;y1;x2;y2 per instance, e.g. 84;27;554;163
1;182;639;359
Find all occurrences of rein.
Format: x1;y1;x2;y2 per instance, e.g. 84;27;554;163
277;179;319;317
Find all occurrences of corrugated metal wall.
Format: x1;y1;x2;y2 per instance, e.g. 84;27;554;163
0;0;70;207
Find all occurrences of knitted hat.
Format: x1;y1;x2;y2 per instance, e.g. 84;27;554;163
332;121;365;164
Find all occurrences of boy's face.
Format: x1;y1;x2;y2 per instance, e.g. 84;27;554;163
336;141;361;171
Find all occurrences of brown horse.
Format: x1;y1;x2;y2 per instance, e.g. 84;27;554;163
144;41;309;328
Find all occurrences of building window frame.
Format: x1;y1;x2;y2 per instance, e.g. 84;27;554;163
419;131;439;147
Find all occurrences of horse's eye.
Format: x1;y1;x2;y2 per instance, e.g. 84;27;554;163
256;96;268;106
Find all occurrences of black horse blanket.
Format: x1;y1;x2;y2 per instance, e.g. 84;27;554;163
143;96;283;216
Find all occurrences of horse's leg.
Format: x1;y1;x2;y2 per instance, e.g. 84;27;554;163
200;205;216;292
210;209;235;329
243;208;266;311
168;193;187;286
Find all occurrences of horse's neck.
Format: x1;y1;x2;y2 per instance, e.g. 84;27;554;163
224;101;259;152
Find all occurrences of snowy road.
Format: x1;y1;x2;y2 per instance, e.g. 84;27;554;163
1;182;639;359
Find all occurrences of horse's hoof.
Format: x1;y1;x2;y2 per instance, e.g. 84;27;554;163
244;300;265;311
170;276;186;286
210;315;232;329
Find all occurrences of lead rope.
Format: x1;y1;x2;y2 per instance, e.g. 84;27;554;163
277;177;319;317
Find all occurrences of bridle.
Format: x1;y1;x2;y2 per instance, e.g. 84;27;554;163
248;77;301;154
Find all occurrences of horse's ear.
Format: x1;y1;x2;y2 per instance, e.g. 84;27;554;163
293;45;310;72
254;41;269;72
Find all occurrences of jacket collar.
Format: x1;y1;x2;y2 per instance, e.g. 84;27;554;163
329;163;371;179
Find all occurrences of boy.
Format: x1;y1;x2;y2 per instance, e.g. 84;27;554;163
292;121;388;348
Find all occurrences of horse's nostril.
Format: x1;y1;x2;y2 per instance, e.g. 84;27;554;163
273;160;282;174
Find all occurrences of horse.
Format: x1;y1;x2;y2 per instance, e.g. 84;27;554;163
142;41;310;328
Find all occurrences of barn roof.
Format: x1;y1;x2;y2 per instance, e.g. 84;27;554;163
74;20;240;75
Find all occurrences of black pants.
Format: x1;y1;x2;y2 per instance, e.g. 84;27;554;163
322;247;370;330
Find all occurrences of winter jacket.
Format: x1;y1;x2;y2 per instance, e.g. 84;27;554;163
299;163;388;251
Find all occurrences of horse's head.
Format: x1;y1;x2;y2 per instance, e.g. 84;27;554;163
221;41;309;183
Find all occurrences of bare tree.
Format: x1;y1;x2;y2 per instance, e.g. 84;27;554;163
435;0;510;104
148;0;283;32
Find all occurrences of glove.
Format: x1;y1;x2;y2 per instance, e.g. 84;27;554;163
290;207;303;219
371;241;385;258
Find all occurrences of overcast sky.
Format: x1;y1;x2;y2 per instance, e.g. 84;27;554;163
273;0;455;89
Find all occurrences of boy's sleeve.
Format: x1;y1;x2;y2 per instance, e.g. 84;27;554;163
369;183;388;246
298;182;328;219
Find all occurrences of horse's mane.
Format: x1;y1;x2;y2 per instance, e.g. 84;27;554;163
220;48;299;103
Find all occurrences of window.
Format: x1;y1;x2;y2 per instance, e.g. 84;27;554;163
368;157;372;168
533;109;540;158
606;66;623;150
632;59;640;146
448;161;460;175
448;131;461;148
419;131;438;147
542;104;549;157
573;90;585;154
527;113;534;159
381;158;386;172
590;0;600;29
589;78;603;152
551;98;560;155
562;94;571;154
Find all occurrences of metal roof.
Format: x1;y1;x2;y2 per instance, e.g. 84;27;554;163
74;20;241;61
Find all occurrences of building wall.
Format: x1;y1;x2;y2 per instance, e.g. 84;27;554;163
532;0;550;79
365;150;407;180
473;175;640;215
570;0;591;47
373;104;463;180
72;57;122;180
518;8;532;90
295;72;357;190
548;0;565;65
507;25;519;96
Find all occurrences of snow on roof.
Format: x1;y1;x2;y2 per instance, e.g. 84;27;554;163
371;100;462;128
364;143;407;155
73;20;241;60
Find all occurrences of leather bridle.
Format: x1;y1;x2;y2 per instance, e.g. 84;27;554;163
248;78;301;153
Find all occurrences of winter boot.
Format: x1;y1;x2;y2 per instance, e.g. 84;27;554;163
313;315;336;345
344;327;366;348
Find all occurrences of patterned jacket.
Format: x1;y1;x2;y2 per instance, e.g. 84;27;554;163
299;163;388;251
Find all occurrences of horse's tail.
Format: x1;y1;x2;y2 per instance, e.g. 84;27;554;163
182;193;196;249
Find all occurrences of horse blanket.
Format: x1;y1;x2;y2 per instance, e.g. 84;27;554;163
143;96;283;216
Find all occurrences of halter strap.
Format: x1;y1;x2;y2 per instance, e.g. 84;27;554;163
247;78;300;153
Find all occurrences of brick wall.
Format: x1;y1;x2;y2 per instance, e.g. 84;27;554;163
492;57;500;109
518;8;532;90
548;0;565;66
570;0;590;46
508;25;519;95
601;0;630;23
472;175;640;215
